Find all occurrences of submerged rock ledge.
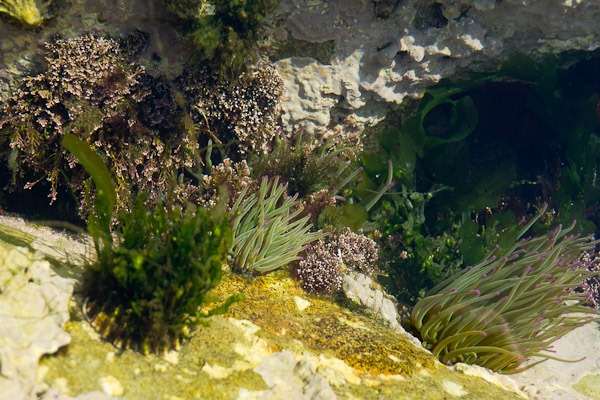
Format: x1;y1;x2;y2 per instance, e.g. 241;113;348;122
3;214;597;400
0;214;529;399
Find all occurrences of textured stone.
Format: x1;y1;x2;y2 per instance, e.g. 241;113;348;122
341;273;424;347
274;0;600;134
0;243;75;400
343;274;390;320
240;351;337;400
509;321;600;400
293;295;312;312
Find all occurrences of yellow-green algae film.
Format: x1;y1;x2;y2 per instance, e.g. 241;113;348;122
574;374;600;399
39;266;525;399
222;270;436;376
0;0;48;26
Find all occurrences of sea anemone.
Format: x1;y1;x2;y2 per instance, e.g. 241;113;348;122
411;206;600;374
230;176;325;272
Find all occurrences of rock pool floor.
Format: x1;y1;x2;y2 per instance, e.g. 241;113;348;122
3;214;597;399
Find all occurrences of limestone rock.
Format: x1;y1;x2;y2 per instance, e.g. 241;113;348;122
239;351;337;400
342;272;422;348
509;321;600;400
0;243;75;400
274;0;600;134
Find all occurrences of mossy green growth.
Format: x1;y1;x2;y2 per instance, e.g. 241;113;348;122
185;0;277;79
63;134;239;354
0;0;48;26
84;195;234;354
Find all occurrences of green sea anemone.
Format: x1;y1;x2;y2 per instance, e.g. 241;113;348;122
230;176;325;272
0;0;48;26
411;206;600;374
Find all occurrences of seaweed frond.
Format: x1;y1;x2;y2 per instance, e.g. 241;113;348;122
0;0;49;26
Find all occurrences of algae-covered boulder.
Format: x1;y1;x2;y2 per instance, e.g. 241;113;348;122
0;216;531;399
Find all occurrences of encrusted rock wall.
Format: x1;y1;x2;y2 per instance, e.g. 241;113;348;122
273;0;600;133
2;1;599;137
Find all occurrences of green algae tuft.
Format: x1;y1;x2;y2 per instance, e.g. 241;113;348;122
0;0;49;26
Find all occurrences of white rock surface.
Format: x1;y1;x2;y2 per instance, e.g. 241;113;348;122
0;215;92;265
274;0;600;134
342;273;397;325
0;244;75;400
239;351;337;400
342;272;423;348
509;321;600;400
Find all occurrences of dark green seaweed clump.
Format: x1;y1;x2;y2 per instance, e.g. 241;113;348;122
63;133;234;353
167;0;277;79
83;195;233;354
